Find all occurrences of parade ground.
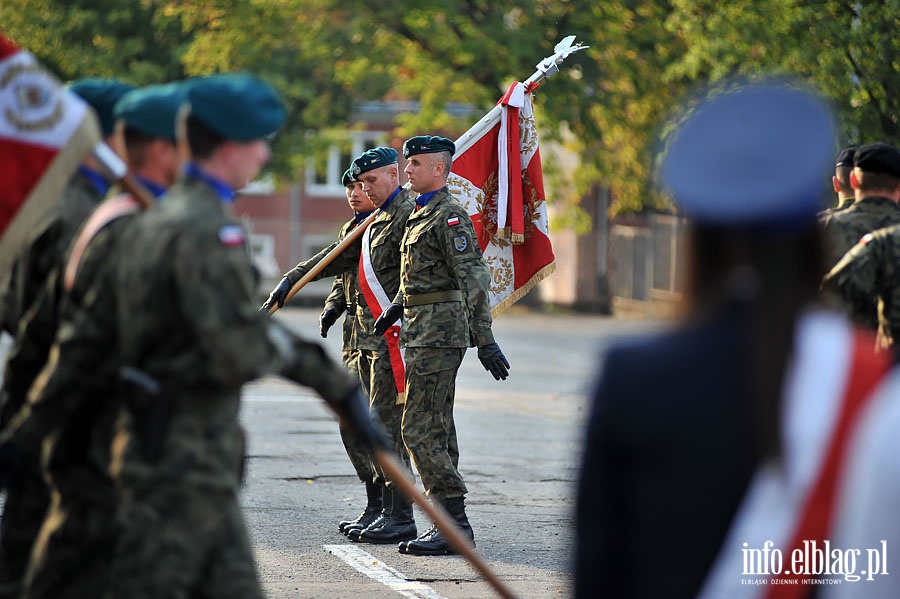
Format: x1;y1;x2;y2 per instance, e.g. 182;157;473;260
244;307;663;598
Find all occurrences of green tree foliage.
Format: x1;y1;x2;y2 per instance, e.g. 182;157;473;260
3;1;898;220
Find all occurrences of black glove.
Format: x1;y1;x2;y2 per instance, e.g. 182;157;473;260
477;343;510;381
372;303;402;336
338;386;389;455
319;307;340;338
260;277;293;312
0;441;24;491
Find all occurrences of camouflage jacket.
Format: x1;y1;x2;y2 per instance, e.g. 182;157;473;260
823;224;900;350
115;173;355;490
287;189;415;351
821;195;900;270
392;187;494;349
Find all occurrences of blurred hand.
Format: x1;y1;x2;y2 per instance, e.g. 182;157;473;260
319;307;340;338
477;343;510;381
373;303;402;336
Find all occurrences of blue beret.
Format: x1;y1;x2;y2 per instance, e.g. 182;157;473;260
351;147;398;177
113;81;190;141
341;167;357;187
69;78;137;137
835;144;859;167
186;73;286;141
402;135;455;158
661;81;835;226
853;142;900;177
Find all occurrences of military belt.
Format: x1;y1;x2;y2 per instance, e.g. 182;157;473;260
404;290;463;307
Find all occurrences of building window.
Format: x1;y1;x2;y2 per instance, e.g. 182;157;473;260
306;132;384;197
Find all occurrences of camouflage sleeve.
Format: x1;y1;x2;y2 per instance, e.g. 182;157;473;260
284;237;361;285
324;275;347;316
440;213;495;347
822;234;888;326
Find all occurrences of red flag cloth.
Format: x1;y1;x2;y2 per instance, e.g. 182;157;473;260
449;83;556;316
0;31;99;271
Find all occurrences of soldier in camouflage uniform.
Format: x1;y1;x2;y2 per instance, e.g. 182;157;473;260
0;82;188;598
0;78;135;599
107;74;382;598
822;146;900;352
263;147;418;544
816;144;859;221
820;142;900;331
374;136;510;556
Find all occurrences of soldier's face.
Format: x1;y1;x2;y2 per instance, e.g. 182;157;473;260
359;165;397;207
404;154;441;194
346;182;374;213
225;139;271;189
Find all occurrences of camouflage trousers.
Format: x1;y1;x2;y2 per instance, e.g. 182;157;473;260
338;349;376;483
23;474;119;599
400;347;465;499
359;348;413;486
108;484;262;599
0;461;48;599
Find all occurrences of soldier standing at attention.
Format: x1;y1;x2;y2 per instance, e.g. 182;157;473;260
373;135;510;556
109;73;383;598
0;77;134;599
0;81;189;599
817;144;859;221
262;147;419;545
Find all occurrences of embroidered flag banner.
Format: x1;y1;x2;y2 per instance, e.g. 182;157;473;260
448;81;555;316
0;31;100;272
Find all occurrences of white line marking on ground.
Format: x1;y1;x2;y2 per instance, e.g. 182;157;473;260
324;544;448;599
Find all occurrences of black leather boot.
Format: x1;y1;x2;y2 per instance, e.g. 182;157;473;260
347;484;392;540
355;486;417;544
399;495;474;556
339;480;383;534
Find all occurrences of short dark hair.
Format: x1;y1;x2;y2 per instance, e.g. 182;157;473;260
186;114;227;160
835;164;852;189
123;125;156;169
855;169;900;194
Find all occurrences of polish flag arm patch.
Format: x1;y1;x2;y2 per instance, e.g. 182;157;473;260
218;224;246;247
447;216;460;226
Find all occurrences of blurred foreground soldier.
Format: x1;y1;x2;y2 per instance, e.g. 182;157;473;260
575;82;891;598
0;77;134;599
0;81;186;599
373;135;510;556
821;142;900;275
108;74;383;598
821;144;900;349
818;144;860;220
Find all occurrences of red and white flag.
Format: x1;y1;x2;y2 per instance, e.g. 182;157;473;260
449;81;555;316
0;31;100;272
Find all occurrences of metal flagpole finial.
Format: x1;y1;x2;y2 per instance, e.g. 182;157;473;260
527;35;590;88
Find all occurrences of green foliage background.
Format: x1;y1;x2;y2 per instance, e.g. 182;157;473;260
4;0;898;227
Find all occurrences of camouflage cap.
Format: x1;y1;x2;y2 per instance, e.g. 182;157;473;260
402;135;455;158
351;147;398;177
661;80;835;226
113;81;190;141
187;73;286;141
69;78;137;137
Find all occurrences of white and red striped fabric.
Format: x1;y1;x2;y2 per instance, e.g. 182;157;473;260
0;31;99;271
448;81;555;316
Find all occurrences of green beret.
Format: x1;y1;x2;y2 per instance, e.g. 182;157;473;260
402;135;455;158
113;81;190;141
186;73;286;141
351;147;398;177
69;78;137;137
341;167;357;187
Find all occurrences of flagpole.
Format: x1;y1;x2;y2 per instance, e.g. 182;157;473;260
453;35;588;158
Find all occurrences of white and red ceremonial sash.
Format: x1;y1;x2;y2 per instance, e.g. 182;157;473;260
357;222;406;402
64;194;140;291
0;31;100;273
448;81;555;316
698;311;889;599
